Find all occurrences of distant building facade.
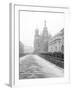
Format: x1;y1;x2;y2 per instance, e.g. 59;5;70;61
19;41;24;56
48;28;64;53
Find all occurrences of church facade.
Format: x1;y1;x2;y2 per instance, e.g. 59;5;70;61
34;20;48;53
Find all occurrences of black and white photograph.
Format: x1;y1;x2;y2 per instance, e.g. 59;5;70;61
0;0;72;88
19;10;64;79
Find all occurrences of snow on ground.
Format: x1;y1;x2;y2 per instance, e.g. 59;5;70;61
19;54;64;79
33;55;64;77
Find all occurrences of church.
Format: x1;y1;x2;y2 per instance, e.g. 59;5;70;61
34;20;48;53
34;20;64;54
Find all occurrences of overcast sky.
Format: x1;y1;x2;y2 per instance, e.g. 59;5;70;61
20;11;65;47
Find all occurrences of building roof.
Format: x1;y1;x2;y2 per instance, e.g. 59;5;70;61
48;28;64;43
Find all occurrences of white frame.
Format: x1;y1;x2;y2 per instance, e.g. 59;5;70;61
9;3;70;87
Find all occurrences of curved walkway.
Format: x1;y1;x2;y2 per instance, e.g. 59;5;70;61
19;54;64;79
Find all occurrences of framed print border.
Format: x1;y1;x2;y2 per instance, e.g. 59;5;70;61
9;3;70;87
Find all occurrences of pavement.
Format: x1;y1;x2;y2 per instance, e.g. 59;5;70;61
19;54;64;79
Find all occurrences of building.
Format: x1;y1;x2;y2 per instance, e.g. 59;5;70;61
34;20;48;53
40;20;48;53
34;28;40;53
48;28;64;53
34;21;64;54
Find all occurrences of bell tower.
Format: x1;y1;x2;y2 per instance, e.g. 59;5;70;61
41;20;48;53
42;20;48;38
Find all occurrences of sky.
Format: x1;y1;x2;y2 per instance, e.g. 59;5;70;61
20;11;65;47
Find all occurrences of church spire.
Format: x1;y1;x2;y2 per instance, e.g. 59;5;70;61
43;20;48;33
42;20;48;39
44;20;46;27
